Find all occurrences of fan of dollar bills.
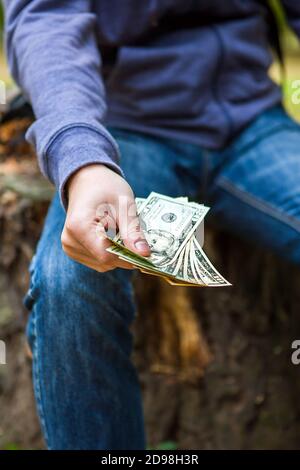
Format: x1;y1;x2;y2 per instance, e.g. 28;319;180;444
107;192;231;287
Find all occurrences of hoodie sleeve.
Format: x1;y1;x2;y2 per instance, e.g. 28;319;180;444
3;0;124;209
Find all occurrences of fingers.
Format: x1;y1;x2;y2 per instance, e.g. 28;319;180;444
62;216;135;272
61;191;151;273
117;195;150;257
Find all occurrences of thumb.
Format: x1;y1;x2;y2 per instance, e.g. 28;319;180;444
117;195;150;257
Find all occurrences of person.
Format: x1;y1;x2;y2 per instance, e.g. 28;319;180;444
3;0;300;450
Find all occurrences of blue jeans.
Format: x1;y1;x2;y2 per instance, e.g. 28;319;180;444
24;105;300;449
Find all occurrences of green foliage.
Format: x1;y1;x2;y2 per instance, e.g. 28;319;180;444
147;440;178;450
3;443;21;450
269;0;300;54
269;0;287;31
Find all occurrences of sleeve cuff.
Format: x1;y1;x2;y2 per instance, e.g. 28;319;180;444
45;125;125;210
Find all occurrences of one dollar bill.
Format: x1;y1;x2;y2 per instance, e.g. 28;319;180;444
106;192;231;287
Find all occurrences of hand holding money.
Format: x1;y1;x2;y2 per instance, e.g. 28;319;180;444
62;164;150;272
106;192;231;287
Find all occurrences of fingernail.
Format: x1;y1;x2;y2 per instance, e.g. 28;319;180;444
134;240;149;252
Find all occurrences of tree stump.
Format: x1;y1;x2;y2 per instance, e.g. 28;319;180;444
1;118;300;450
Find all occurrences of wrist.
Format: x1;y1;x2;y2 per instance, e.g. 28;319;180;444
67;163;113;201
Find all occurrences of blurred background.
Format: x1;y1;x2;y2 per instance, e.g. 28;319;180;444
0;1;300;450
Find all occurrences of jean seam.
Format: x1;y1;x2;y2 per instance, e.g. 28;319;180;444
31;305;51;449
218;176;300;233
28;265;40;303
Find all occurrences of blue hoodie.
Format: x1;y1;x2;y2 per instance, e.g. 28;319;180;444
3;0;300;207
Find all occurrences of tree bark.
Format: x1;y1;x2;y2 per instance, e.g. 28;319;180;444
0;118;300;450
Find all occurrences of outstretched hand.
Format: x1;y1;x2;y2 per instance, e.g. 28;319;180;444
61;164;150;272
